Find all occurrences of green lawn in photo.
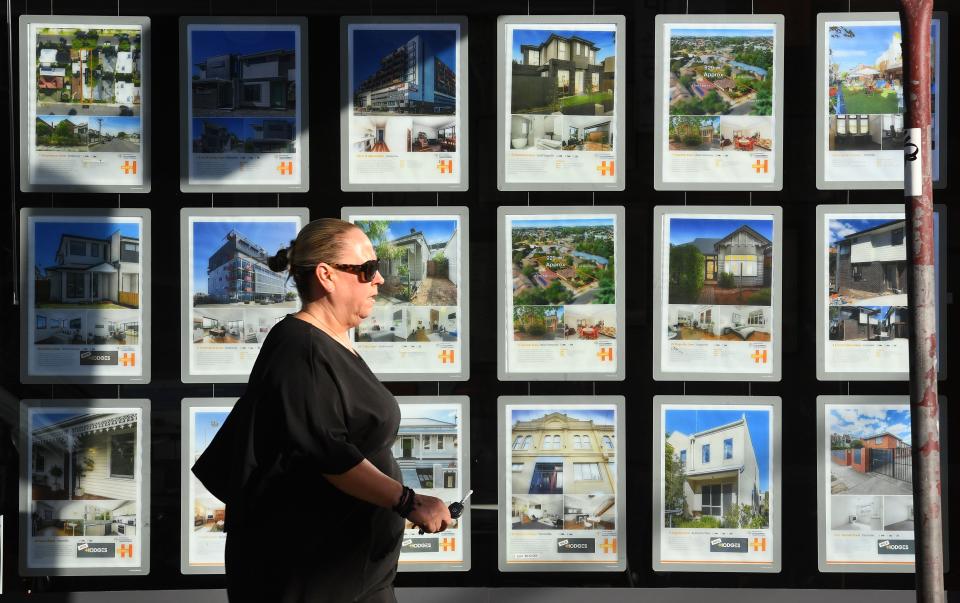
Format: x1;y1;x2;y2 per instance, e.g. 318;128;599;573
840;84;899;114
560;91;613;110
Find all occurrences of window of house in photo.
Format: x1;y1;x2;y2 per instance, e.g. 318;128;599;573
582;434;591;449
243;84;262;103
559;42;568;60
722;483;734;514
574;41;580;55
891;228;904;246
853;264;864;281
748;309;765;325
542;434;553;449
437;436;445;451
36;315;46;329
66;272;84;298
573;462;602;481
443;471;456;488
732;312;742;325
423;436;431;450
512;462;523;472
523;435;532;449
69;240;85;256
573;435;582;449
558;70;570;92
603;435;613;449
512;436;522;449
70;317;81;329
702;484;722;516
876;436;883;445
702;443;711;464
724;438;733;460
34;448;45;472
553;435;561;448
110;432;136;479
528;49;539;65
416;467;434;488
591;72;599;92
679;449;687;469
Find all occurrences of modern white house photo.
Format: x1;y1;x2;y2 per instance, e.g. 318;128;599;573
39;229;141;309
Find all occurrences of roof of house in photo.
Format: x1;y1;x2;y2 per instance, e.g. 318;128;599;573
717;224;772;247
840;219;904;242
860;431;909;445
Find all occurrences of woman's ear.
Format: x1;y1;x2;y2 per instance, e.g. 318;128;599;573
314;263;337;295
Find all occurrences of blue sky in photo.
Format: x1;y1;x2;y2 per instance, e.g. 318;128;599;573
192;118;245;140
242;118;296;140
828;218;900;245
511;29;616;63
192;220;299;293
352;29;456;91
191;29;295;77
665;408;771;491
194;411;229;454
671;28;774;39
669;218;773;245
357;219;457;246
513;218;614;229
511;407;615;427
829;407;912;445
828;24;900;72
400;405;459;425
34;221;140;273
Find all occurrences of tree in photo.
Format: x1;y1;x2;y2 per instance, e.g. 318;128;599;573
664;440;687;527
668;244;705;304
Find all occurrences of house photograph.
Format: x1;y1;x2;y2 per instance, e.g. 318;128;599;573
668;116;721;151
663;408;770;529
513;305;565;341
34;26;142;116
828;306;907;342
394;406;459;494
355;218;459;306
827;218;907;305
668;27;774;117
828;406;913;496
563;304;616;340
511;494;563;530
405;306;458;342
30;410;139;502
666;304;770;342
36;115;141;152
667;217;773;306
192;220;299;307
192;410;228;533
718;115;773;152
830;495;883;531
511;218;616;307
351;28;457;115
563;493;615;530
190;28;297;117
511;28;616;115
827;24;907;116
31;499;137;538
34;220;141;309
510;408;616;497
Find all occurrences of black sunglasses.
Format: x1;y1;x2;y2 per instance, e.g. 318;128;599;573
330;259;380;282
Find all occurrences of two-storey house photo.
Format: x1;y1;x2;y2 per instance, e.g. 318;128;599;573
828;217;908;306
663;408;770;529
511;28;616;116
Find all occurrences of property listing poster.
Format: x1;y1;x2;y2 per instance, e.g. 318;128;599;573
504;213;620;376
24;404;146;572
186;214;304;380
504;403;621;567
659;403;775;568
23;20;146;189
184;402;234;572
821;400;925;568
348;213;464;377
659;21;778;186
658;213;776;377
26;214;146;380
185;22;305;188
821;17;943;186
821;210;941;377
502;22;620;186
345;22;464;188
394;401;466;567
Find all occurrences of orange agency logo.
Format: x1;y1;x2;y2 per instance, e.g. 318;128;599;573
751;349;768;364
437;159;453;174
118;543;134;558
120;160;137;175
120;352;136;367
440;538;456;552
752;537;767;552
597;347;614;362
439;350;455;364
277;161;294;175
600;538;617;554
752;159;769;174
596;160;615;176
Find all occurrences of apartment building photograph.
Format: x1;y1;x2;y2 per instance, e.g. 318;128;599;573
828;218;908;306
663;408;770;529
511;28;616;115
34;220;141;310
352;28;457;115
191;221;299;307
191;28;297;117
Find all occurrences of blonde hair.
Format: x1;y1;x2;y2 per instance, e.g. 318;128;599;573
267;218;359;301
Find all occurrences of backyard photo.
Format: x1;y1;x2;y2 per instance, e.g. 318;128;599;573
191;221;299;307
511;218;615;306
33;221;141;309
511;28;616;116
36;115;141;152
828;406;913;496
667;217;773;306
666;304;770;342
190;28;297;118
192;410;228;534
352;28;457;115
827;218;907;306
34;26;142;116
668;27;774;117
827;24;906;116
355;218;460;306
663;407;771;529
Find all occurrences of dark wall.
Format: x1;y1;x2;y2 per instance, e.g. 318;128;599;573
1;0;958;596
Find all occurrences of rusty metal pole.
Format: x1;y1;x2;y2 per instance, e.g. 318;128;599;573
899;1;943;602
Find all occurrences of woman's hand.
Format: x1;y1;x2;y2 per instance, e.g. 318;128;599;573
406;494;452;534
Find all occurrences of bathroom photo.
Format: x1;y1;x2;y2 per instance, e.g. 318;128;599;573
510;115;563;150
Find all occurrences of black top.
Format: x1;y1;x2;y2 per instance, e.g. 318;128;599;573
193;313;403;549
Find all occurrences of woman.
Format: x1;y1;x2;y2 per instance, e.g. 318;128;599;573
192;218;452;603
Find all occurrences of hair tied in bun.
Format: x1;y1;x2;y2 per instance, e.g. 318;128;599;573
267;246;291;272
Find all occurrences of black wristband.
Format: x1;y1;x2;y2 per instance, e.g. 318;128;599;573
393;485;416;518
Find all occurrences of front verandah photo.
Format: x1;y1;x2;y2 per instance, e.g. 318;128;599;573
828;406;913;496
510;28;616;116
668;217;773;306
663;408;771;529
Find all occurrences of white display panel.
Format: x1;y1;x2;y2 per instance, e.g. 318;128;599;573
497;15;626;191
19;399;150;576
816;396;947;572
653;15;784;191
498;396;626;572
816;13;947;189
181;398;235;574
394;397;471;572
340;17;468;192
652;206;782;381
816;205;946;380
180;207;309;383
180;18;309;192
20;208;151;384
653;396;781;573
18;15;150;192
342;207;469;381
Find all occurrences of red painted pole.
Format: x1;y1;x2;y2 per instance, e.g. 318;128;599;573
899;1;943;602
